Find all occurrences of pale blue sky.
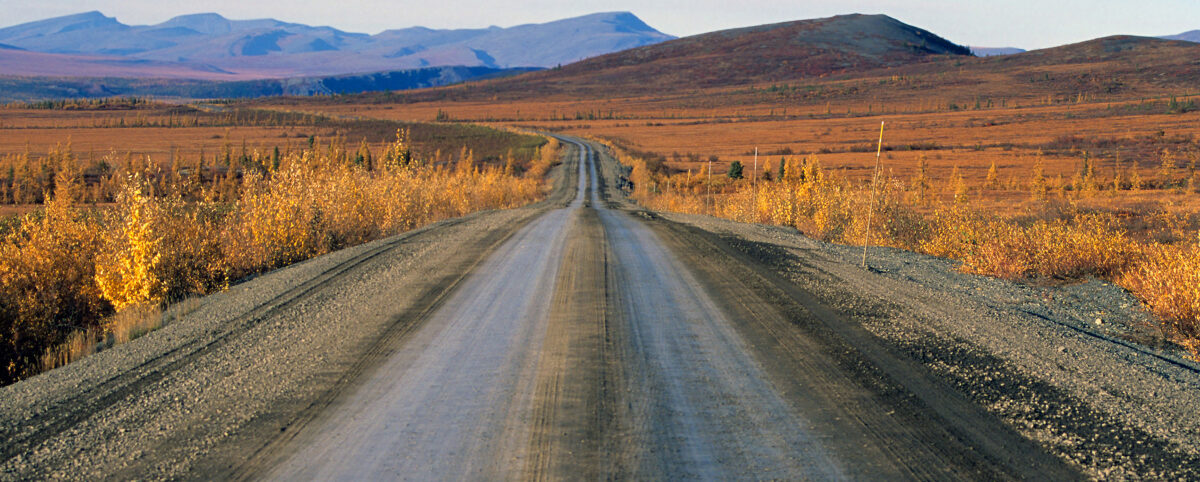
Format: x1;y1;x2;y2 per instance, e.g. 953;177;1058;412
1;0;1197;50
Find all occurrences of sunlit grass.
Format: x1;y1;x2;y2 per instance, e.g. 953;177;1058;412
607;140;1200;358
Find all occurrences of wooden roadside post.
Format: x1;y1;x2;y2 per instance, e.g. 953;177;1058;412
707;157;713;214
862;121;886;269
753;147;759;187
753;147;759;213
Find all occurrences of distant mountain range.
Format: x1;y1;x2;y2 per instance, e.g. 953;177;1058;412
1161;30;1200;42
0;11;674;80
0;66;538;102
970;47;1026;56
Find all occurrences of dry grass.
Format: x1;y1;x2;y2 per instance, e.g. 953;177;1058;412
39;330;99;374
1;129;560;385
38;300;191;374
0;104;549;182
106;302;167;345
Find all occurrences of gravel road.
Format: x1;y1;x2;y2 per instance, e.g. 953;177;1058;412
259;138;1074;479
2;134;1198;480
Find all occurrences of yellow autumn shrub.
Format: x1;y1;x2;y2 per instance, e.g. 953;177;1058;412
1121;240;1200;354
95;178;167;309
0;174;105;381
95;175;228;310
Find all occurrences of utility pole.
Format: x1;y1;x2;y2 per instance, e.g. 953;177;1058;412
862;121;886;269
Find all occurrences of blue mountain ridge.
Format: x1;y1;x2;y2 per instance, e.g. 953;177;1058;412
0;11;674;78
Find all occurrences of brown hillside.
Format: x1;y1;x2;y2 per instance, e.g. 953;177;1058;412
848;35;1200;105
386;14;971;99
548;14;971;84
998;35;1200;66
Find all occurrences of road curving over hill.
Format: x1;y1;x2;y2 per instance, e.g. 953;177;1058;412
3;134;1199;479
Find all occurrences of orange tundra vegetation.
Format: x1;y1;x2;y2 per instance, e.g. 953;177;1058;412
604;140;1200;357
0;131;561;384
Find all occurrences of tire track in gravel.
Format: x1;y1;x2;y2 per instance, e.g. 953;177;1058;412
520;184;621;479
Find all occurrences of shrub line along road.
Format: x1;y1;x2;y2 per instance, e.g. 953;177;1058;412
3;135;1199;479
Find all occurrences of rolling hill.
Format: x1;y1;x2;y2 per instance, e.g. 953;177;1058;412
554;14;969;85
980;34;1200;85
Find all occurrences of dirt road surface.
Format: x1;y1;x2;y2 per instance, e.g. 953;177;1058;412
2;135;1199;480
